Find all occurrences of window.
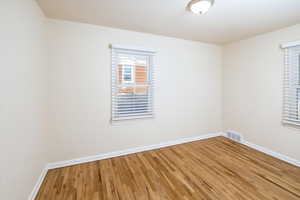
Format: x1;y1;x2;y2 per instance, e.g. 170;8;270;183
282;42;300;126
122;65;135;83
111;45;155;121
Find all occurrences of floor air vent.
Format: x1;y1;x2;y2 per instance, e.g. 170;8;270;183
226;131;242;142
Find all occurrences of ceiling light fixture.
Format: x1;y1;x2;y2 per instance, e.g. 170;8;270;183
187;0;214;14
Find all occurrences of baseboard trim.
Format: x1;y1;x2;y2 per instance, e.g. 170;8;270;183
28;167;48;200
30;131;300;199
222;130;300;167
242;140;300;167
47;132;222;169
29;132;222;200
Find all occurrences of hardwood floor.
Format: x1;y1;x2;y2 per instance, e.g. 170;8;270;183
35;137;300;200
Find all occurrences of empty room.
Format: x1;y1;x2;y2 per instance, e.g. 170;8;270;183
1;0;300;199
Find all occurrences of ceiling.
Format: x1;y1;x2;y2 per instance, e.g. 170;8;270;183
37;0;300;44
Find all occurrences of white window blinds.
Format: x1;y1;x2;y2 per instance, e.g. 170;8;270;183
111;45;155;121
282;42;300;126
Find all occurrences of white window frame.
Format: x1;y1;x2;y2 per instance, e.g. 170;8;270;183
111;45;156;122
281;40;300;127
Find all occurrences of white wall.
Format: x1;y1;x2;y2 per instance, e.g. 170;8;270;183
223;24;300;161
3;2;299;198
0;0;49;199
46;20;223;162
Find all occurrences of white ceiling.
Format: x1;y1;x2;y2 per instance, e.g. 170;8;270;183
37;0;300;44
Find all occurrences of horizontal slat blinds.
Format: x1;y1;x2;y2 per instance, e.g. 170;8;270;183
111;46;155;121
282;44;300;126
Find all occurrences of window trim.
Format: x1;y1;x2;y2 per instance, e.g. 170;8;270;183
111;44;156;122
281;40;300;49
281;41;300;127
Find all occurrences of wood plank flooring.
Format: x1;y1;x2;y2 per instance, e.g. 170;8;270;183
35;136;300;200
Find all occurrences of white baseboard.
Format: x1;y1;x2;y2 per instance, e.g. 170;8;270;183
30;131;300;199
47;132;222;169
222;130;300;167
28;167;48;200
29;132;222;200
242;140;300;167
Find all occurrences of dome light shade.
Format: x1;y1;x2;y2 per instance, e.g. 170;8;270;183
187;0;214;14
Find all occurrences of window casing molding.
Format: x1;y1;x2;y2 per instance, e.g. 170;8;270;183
281;42;300;127
111;45;155;122
281;40;300;49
